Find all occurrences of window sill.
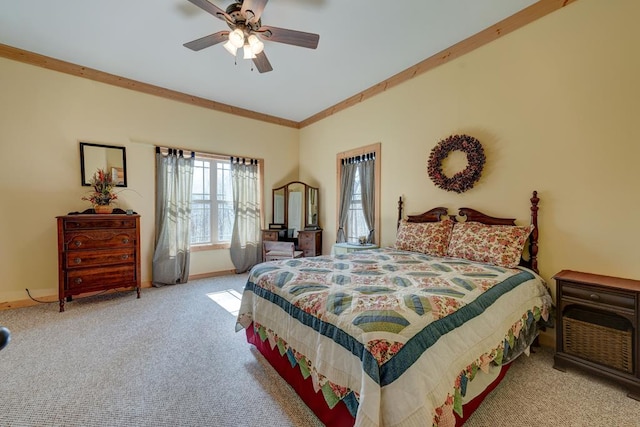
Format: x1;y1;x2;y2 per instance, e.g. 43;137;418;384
191;242;230;252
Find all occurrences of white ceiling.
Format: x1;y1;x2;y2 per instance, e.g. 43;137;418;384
0;0;538;122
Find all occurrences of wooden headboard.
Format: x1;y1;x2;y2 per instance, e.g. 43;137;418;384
397;191;540;273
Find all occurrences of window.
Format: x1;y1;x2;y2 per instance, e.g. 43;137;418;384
156;148;262;250
191;156;234;246
346;168;370;242
336;143;381;245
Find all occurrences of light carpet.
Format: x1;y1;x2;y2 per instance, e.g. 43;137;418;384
0;274;638;426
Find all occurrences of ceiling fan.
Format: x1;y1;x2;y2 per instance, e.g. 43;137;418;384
184;0;320;73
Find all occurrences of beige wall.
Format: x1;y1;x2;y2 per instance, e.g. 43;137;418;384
299;0;640;291
0;58;298;303
2;0;638;307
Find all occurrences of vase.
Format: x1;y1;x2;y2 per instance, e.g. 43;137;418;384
94;205;113;214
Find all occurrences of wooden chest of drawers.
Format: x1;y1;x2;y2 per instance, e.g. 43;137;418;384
297;230;322;257
56;214;141;312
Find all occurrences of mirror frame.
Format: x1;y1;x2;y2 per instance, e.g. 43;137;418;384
272;181;320;229
80;142;127;187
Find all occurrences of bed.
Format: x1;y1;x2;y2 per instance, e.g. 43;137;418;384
235;191;551;426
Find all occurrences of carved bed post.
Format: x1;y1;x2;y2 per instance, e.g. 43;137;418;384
397;196;403;229
530;191;539;273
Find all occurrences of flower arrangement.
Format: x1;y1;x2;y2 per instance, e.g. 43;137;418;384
82;169;119;206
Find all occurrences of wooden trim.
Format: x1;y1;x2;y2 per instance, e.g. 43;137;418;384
0;0;575;129
191;243;231;252
0;43;299;129
188;270;238;280
0;271;240;311
299;0;577;128
0;284;149;311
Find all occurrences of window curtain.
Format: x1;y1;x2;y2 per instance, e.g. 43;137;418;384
359;155;376;243
152;148;194;286
229;158;261;273
336;160;357;243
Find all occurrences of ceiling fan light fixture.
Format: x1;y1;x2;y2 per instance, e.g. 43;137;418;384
243;44;257;59
229;28;245;48
248;34;264;55
223;40;238;56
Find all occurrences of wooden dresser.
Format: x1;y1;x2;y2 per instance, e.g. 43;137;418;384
553;270;640;399
261;229;322;258
56;214;141;312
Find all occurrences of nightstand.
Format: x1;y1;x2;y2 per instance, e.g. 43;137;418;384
553;270;640;400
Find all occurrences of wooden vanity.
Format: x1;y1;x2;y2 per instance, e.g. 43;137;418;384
265;181;322;257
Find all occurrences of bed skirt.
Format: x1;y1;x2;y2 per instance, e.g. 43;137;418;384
245;323;511;426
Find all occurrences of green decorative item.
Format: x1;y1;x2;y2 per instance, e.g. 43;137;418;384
427;134;486;193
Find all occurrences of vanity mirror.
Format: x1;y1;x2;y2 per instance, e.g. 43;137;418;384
80;142;127;187
272;181;320;233
267;180;322;257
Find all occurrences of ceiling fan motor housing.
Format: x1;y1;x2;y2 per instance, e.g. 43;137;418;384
226;1;261;33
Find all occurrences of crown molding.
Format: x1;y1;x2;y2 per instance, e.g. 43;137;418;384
0;43;299;129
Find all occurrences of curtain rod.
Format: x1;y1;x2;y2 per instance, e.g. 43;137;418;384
156;147;195;158
156;146;262;163
341;152;376;165
230;156;258;165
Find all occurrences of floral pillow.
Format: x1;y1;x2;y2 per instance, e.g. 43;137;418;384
446;221;534;268
395;219;455;257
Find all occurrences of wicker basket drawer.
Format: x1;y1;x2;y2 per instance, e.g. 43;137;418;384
563;315;633;373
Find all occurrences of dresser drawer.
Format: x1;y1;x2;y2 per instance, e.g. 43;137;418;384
66;265;136;291
64;217;137;230
64;230;136;251
298;232;315;246
561;283;635;311
262;230;280;241
65;248;135;268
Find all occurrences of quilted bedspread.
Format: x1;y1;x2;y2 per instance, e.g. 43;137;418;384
236;248;551;427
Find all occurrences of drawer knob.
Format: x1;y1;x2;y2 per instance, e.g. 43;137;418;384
74;278;83;284
121;254;129;260
74;241;82;247
589;294;600;301
74;257;82;264
122;238;129;244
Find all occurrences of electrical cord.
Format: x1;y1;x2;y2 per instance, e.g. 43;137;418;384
25;289;58;304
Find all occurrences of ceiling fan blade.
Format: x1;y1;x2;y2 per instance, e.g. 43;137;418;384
258;26;319;49
241;0;268;23
252;51;273;73
184;31;229;51
187;0;231;21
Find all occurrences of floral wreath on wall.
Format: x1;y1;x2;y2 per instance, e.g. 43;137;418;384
427;134;486;193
